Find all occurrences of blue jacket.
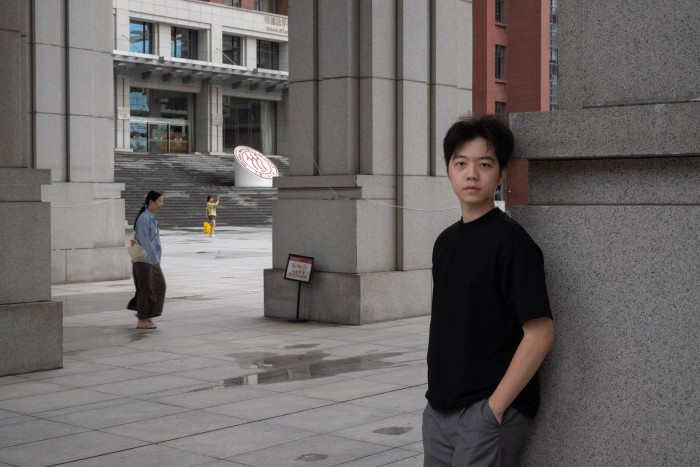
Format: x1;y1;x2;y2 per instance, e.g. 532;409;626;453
134;209;161;264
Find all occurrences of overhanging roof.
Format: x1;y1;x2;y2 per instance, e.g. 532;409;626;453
113;51;289;92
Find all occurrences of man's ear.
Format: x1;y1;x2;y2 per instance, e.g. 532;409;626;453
498;168;507;184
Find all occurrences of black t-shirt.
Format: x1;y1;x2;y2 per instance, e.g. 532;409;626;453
426;208;552;419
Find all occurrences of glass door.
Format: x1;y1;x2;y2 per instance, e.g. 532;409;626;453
148;123;169;154
169;124;188;153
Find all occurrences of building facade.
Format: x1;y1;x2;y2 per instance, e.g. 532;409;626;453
113;0;289;160
472;0;556;206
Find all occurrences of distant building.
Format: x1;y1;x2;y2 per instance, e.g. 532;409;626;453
112;0;289;157
472;0;558;207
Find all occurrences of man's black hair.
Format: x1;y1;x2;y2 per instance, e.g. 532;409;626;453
443;115;514;170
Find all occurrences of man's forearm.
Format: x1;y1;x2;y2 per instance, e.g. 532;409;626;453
488;317;555;423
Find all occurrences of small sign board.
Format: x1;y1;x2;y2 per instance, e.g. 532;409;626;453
212;114;223;126
117;107;130;120
284;254;314;283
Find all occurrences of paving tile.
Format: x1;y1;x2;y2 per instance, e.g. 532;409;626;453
289;378;404;402
87;375;208;397
0;419;88;448
162;421;316;459
0;380;74;401
170;364;258;382
335;448;423;467
59;444;217;467
46;399;189;429
0;376;27;386
268;402;400;433
229;433;388;467
384;453;424;466
148;384;275;409
0;414;36;427
41;367;158;387
92;351;191;368
101;410;247;443
332;413;423;448
18;360;117;380
134;356;229;374
350;385;428;413
32;397;132;419
361;365;428;387
0;431;146;467
0;389;121;414
205;393;334;421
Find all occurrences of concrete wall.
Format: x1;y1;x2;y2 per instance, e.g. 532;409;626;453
509;0;700;464
264;0;470;324
0;1;63;376
36;0;128;284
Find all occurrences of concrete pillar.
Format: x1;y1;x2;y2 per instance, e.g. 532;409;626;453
196;84;225;155
264;0;471;324
509;1;700;465
35;0;128;284
0;0;63;376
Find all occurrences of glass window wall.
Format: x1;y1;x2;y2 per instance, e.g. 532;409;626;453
171;27;198;60
130;20;153;54
222;35;241;65
223;97;277;155
257;40;279;70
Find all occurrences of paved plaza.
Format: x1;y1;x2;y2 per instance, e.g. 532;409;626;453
0;228;428;466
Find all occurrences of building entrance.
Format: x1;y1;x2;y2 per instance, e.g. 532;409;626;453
129;87;192;154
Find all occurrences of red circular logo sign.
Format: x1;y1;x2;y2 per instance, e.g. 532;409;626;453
233;146;279;179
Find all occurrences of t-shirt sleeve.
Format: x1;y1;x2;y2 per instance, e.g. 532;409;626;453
500;243;553;325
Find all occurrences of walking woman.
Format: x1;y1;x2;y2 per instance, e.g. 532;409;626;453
206;195;220;237
127;191;166;329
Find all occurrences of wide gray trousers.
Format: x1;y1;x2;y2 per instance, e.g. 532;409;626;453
422;399;533;467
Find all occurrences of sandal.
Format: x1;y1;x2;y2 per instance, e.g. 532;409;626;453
135;320;157;329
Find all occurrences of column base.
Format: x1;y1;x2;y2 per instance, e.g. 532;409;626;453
0;301;63;376
264;268;431;325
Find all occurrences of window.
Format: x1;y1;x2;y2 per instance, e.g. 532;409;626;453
495;102;506;120
257;40;279;70
549;0;559;110
222;35;241;65
129;21;153;54
495;45;506;80
496;0;505;23
224;0;241;6
254;0;279;13
223;97;277;155
171;27;198;60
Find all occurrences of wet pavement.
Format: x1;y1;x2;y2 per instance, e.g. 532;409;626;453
0;227;428;466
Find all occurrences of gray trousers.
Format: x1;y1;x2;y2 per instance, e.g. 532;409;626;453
422;399;533;467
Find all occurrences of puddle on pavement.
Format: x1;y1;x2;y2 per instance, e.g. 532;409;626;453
295;453;328;462
188;351;406;391
284;343;319;349
372;426;413;436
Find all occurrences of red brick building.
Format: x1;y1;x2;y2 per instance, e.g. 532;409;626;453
472;0;556;207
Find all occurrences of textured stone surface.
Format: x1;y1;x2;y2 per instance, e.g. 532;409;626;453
287;81;317;176
0;202;52;304
558;0;700;109
511;103;700;160
0;301;63;376
528;156;700;205
511;205;700;467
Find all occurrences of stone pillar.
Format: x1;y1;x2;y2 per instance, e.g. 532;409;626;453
264;0;471;324
509;1;700;465
35;0;128;284
0;1;63;376
196;84;225;155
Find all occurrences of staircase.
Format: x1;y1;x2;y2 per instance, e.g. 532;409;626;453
115;152;289;228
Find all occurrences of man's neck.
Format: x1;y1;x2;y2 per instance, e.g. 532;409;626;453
460;202;495;223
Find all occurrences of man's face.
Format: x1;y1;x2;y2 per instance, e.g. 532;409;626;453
447;137;504;212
